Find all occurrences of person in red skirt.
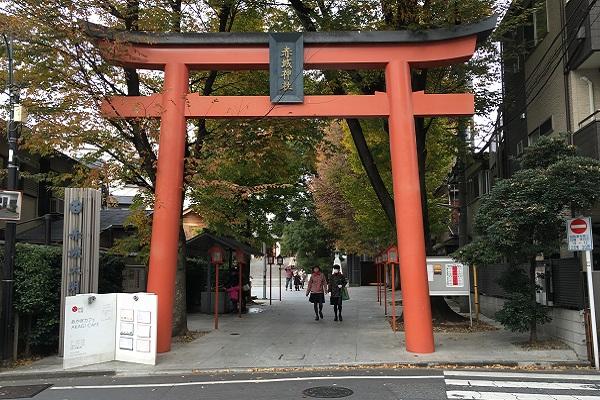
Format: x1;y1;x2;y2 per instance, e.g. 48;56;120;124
306;266;328;321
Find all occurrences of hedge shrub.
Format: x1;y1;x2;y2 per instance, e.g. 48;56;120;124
13;243;62;355
1;244;126;356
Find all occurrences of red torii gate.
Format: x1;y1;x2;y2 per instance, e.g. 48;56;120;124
85;17;495;354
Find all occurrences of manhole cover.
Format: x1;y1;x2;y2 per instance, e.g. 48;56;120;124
230;333;240;336
0;384;52;399
302;386;354;398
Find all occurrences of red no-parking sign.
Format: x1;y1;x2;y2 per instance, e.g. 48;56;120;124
567;217;593;251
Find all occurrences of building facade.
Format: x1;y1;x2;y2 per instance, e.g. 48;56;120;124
465;0;600;359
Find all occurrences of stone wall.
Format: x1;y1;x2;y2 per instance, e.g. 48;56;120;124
479;294;588;360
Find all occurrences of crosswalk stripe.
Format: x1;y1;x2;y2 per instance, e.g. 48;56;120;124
446;391;600;400
445;378;599;390
444;371;600;381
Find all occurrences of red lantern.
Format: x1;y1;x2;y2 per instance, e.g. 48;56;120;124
387;246;398;263
235;248;246;265
208;245;225;265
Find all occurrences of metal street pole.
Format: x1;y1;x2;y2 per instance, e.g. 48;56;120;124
585;250;599;370
262;242;267;299
269;263;272;305
1;33;19;364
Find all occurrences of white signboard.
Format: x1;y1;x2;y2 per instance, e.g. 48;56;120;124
115;293;158;365
63;294;116;369
425;256;472;325
567;217;593;251
426;256;470;296
63;292;157;369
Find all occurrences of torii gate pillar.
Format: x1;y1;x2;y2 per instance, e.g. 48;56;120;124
386;61;433;352
145;63;189;351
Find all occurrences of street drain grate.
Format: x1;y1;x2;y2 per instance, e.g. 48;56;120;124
0;384;52;399
302;386;354;398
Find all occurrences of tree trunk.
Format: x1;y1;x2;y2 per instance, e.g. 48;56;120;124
346;118;396;225
24;314;31;357
529;257;538;343
430;296;467;323
171;224;188;336
457;120;469;247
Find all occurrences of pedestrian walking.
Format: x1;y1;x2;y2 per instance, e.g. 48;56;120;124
306;266;327;320
300;270;306;289
293;271;301;291
329;265;347;321
284;265;294;291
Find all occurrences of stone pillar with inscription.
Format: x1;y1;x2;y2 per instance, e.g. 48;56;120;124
59;188;101;356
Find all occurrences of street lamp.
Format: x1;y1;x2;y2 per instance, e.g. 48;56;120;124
276;255;284;301
382;251;388;316
1;33;20;364
208;245;225;329
267;253;274;305
235;248;245;318
387;245;399;332
376;255;381;304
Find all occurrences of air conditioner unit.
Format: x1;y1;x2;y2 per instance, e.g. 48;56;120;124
49;198;64;214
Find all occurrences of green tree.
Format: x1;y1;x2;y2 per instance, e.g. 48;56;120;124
455;136;600;342
280;211;335;272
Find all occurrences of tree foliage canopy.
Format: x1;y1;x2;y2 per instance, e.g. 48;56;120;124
456;136;600;267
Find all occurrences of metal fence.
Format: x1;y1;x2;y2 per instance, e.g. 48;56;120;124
551;258;584;309
476;258;584;310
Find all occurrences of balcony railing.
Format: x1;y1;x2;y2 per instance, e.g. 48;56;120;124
566;0;600;70
579;109;600;129
573;113;600;160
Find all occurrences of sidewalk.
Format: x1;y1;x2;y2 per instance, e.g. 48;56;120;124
0;286;585;379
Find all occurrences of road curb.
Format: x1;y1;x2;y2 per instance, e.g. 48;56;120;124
0;370;116;381
117;360;593;376
0;360;591;381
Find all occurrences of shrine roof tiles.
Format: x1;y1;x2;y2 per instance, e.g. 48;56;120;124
82;15;496;47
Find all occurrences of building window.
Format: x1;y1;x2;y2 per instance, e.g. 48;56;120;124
533;0;548;45
512;57;521;73
528;128;540;146
528;116;553;146
478;170;491;196
517;140;525;155
539;116;553;135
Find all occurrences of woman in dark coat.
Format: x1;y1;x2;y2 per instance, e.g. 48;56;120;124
329;265;347;321
306;266;328;320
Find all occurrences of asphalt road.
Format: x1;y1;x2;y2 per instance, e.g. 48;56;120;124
1;368;600;400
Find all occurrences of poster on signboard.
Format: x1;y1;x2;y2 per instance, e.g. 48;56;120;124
114;293;157;365
63;293;116;369
0;190;22;221
445;264;464;288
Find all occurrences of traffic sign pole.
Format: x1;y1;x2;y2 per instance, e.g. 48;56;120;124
567;217;598;369
586;250;600;370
